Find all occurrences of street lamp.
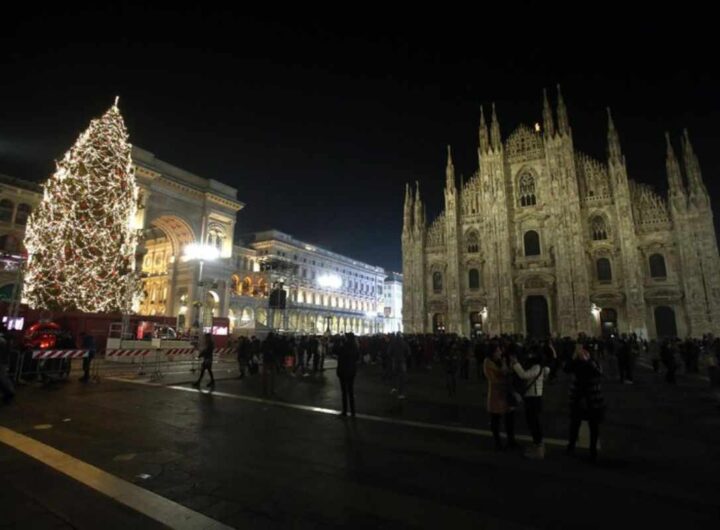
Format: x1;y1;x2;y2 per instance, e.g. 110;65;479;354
183;243;220;331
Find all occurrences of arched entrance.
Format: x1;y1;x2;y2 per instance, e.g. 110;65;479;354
469;311;482;337
654;306;678;338
525;296;550;338
432;313;446;333
600;308;618;338
139;215;196;316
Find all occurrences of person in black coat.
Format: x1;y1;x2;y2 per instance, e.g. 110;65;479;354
192;333;215;389
337;333;359;417
565;343;606;461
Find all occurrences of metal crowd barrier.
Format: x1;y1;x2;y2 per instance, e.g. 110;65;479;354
9;349;90;385
97;347;236;382
6;347;238;386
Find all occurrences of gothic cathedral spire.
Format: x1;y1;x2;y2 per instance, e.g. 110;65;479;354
478;105;490;155
606;107;623;164
542;89;555;137
681;129;709;205
556;84;570;135
402;182;414;236
665;132;687;209
490;103;502;151
413;181;424;234
445;145;455;194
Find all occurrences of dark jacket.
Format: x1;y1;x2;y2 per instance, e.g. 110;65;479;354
337;339;359;378
566;359;605;421
201;338;214;360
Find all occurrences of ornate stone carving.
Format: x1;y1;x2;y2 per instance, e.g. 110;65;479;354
505;125;544;163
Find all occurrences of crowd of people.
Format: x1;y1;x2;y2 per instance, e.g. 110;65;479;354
220;330;720;462
4;321;720;462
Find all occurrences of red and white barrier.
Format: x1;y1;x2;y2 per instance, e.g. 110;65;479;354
164;348;196;356
213;348;234;356
33;350;89;359
106;349;152;358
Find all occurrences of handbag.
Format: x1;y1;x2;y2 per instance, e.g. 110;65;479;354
508;366;543;407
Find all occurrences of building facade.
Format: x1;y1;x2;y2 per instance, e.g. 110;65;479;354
0;174;41;302
402;88;720;339
7;148;398;336
383;272;403;333
227;230;388;335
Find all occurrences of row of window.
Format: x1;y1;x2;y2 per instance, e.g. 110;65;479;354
430;254;669;294
0;200;32;225
462;216;611;256
266;249;379;282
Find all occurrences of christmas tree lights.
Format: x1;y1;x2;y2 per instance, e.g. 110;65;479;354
23;100;140;313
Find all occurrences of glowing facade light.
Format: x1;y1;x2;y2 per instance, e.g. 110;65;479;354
591;303;601;316
317;274;342;289
183;243;220;262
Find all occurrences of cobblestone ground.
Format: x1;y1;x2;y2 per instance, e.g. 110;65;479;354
1;355;719;529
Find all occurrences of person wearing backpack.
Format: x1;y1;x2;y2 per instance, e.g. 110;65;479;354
511;347;551;459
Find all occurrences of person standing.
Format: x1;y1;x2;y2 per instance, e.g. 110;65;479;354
79;332;96;383
661;338;677;384
444;340;459;397
261;333;276;396
0;325;15;404
483;343;517;451
337;333;359;416
192;333;215;389
236;336;249;379
565;343;605;462
388;334;409;399
511;350;550;459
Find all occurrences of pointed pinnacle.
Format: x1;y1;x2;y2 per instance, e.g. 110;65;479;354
665;132;675;155
682;128;694;154
480;105;486;126
447;145;453;165
114;95;120;107
606;107;615;129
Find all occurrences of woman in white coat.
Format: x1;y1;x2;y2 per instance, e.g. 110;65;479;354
511;348;552;459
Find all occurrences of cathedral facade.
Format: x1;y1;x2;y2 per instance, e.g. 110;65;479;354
402;88;720;339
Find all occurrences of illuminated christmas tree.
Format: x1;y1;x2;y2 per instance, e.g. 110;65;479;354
23;99;139;313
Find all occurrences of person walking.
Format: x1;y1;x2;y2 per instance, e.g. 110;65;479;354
511;350;551;459
483;343;517;451
192;333;215;389
337;333;359;417
565;342;606;462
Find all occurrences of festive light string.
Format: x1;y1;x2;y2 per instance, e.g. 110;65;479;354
23;102;140;313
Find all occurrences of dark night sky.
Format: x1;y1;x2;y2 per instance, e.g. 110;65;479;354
1;5;718;272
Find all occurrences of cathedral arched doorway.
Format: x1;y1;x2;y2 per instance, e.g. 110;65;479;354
432;313;446;333
525;296;550;338
469;312;482;337
600;308;618;338
654;306;678;338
